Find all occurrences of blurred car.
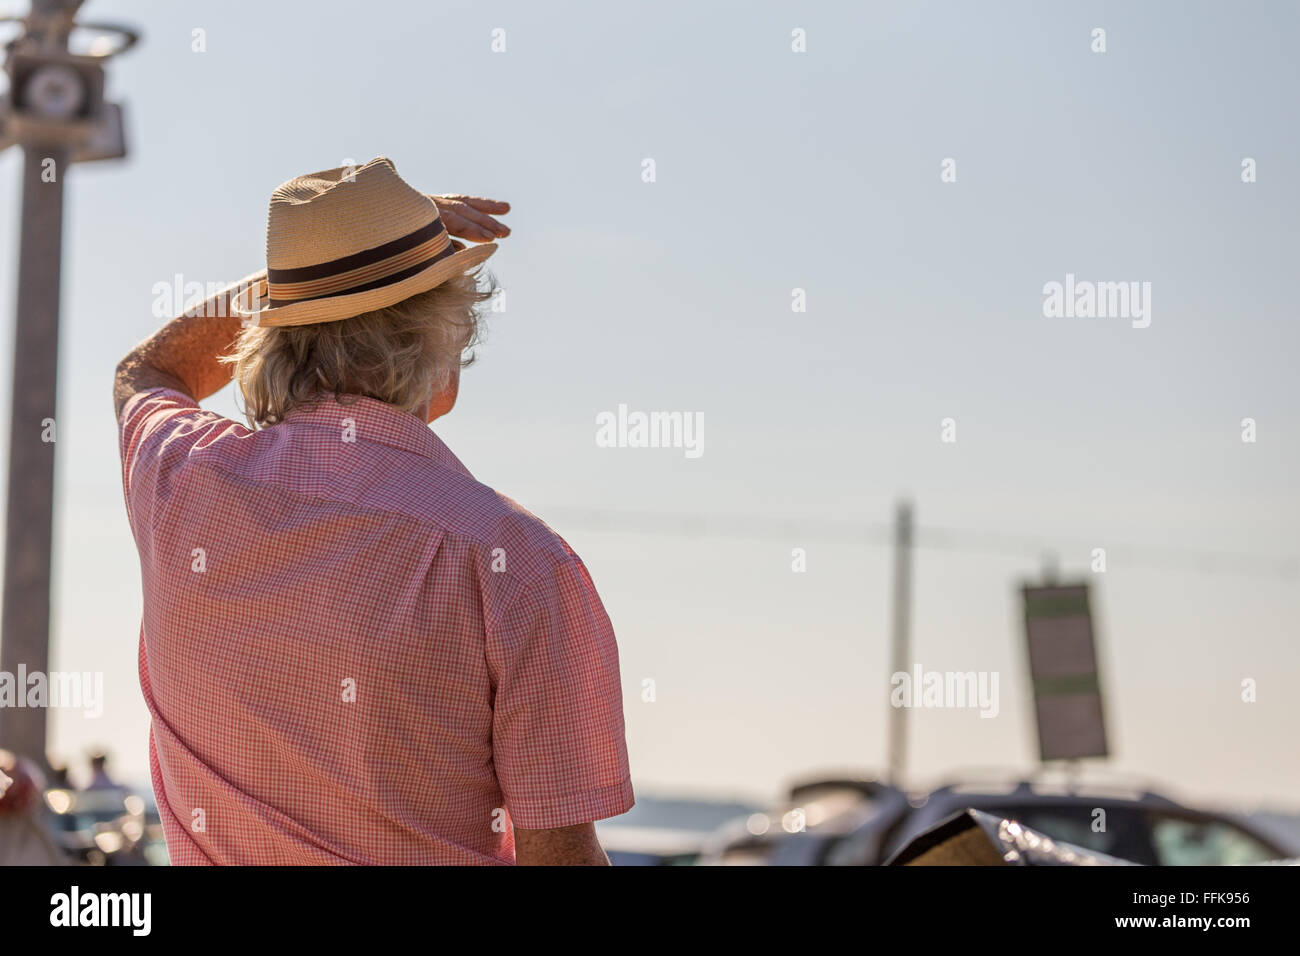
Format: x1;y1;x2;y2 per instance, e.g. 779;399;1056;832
597;795;765;865
697;778;909;865
43;785;155;865
863;779;1290;866
137;792;170;865
699;773;1294;866
887;808;1141;866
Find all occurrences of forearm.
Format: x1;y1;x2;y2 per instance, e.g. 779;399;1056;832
513;822;611;866
113;269;265;416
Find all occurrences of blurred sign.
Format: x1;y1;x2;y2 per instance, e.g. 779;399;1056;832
1022;583;1108;761
0;98;126;162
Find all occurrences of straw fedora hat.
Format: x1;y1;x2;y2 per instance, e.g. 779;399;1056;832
231;157;496;327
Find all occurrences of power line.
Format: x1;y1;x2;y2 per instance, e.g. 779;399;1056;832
542;506;1298;580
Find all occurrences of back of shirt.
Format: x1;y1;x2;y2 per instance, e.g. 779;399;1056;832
118;388;633;864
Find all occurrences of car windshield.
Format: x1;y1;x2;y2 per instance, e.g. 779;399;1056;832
1148;815;1279;866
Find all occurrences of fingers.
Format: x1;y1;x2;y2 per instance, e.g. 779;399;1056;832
442;194;511;215
455;201;510;237
442;210;500;242
441;205;509;242
431;193;512;242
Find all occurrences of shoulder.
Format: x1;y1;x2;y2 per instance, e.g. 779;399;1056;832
414;468;582;586
118;386;250;469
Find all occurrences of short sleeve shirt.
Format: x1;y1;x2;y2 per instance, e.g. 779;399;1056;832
117;388;633;864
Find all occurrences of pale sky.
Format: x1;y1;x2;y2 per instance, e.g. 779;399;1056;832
0;0;1296;810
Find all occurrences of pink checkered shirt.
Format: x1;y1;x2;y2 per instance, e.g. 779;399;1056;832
118;388;633;865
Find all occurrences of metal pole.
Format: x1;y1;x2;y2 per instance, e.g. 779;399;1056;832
0;0;82;770
0;1;134;771
887;499;913;785
0;143;66;771
1041;551;1060;586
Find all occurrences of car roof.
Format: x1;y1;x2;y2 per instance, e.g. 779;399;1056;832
882;783;1290;862
921;779;1183;808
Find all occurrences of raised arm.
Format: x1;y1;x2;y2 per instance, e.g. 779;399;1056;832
113;270;261;418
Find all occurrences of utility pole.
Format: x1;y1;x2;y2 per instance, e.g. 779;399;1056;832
1039;549;1060;585
887;499;913;785
0;0;136;770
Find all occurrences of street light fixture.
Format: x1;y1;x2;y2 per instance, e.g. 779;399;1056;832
17;60;91;118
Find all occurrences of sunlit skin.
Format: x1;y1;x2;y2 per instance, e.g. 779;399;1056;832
431;194;510;243
425;367;459;423
114;192;612;865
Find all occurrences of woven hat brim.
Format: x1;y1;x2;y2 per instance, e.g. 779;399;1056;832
231;242;496;328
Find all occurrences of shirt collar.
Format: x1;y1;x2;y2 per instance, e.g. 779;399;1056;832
280;394;471;475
